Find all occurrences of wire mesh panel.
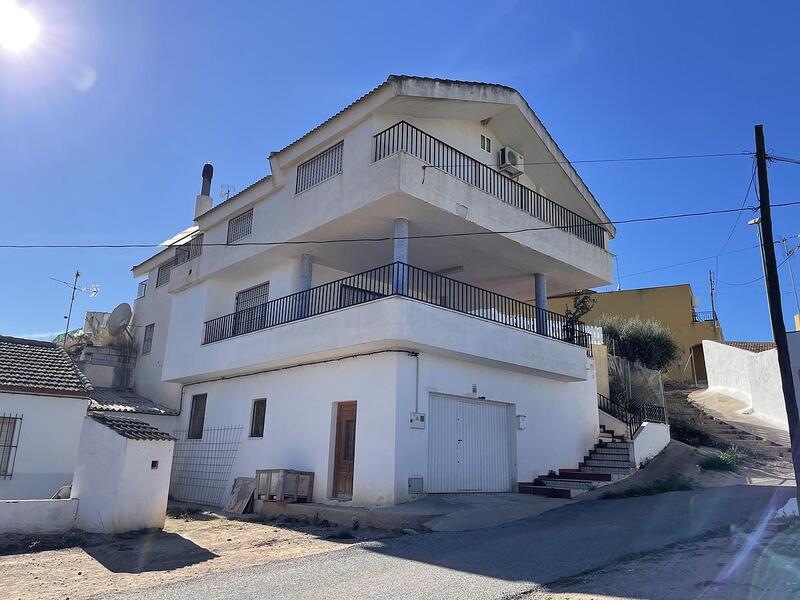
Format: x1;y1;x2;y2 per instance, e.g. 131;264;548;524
169;425;243;506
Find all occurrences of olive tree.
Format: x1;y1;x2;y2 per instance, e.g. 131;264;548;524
596;314;679;371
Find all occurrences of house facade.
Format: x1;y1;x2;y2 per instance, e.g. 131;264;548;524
0;336;92;500
127;75;618;507
551;284;724;383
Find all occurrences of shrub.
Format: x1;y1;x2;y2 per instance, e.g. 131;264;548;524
669;420;712;447
699;446;742;471
597;314;680;371
602;474;694;499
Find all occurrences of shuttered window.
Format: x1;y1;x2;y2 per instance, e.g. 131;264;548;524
227;209;253;243
156;259;174;287
236;282;270;313
296;141;344;194
188;394;207;440
250;399;266;438
142;323;155;355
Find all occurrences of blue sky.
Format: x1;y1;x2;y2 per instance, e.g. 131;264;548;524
1;0;799;341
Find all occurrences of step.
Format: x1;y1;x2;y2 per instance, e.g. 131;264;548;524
590;447;632;457
578;465;635;475
556;470;613;482
537;478;596;491
596;441;631;449
583;458;636;469
518;484;573;499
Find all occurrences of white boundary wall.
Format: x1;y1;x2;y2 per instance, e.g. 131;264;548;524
0;498;78;535
703;340;787;426
631;422;671;467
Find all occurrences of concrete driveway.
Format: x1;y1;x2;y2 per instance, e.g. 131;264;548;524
100;485;794;600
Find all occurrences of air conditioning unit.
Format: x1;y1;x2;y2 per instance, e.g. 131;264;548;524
498;147;524;176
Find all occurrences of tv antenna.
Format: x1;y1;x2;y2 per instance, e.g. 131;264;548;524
51;271;100;346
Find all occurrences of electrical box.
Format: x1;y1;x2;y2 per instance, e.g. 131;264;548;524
408;476;424;494
410;412;426;429
516;414;527;430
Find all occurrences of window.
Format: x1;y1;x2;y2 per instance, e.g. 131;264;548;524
227;209;253;244
481;134;492;153
156;259;175;287
174;233;204;265
296;140;344;194
188;394;207;440
250;399;266;438
136;280;147;299
142;323;155;355
0;414;21;479
236;282;270;313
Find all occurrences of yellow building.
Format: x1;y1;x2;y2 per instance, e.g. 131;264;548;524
549;284;724;383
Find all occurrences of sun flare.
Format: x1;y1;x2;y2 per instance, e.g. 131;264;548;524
0;0;39;53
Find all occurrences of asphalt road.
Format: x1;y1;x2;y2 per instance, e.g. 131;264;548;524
102;485;794;600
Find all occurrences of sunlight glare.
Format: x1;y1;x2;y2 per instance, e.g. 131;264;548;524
0;0;40;53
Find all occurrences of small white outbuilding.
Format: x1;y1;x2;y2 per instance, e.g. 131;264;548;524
72;413;174;533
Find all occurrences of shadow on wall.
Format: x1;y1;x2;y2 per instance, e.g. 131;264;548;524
80;530;216;573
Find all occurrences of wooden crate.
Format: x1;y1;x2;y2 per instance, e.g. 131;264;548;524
255;469;314;503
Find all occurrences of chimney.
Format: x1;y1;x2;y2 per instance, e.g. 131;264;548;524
194;163;213;219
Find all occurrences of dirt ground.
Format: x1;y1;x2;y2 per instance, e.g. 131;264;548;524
0;507;396;600
522;519;800;600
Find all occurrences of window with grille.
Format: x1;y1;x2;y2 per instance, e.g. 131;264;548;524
175;233;204;265
142;323;155;355
250;399;266;438
296;140;344;194
0;414;22;479
235;282;270;313
156;259;174;287
227;209;253;244
137;280;147;299
233;282;270;335
188;394;207;440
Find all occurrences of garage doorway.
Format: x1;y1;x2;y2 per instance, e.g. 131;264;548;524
428;394;514;493
332;401;357;498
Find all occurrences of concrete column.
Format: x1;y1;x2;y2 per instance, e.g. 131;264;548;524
298;254;314;318
535;272;548;335
393;218;409;295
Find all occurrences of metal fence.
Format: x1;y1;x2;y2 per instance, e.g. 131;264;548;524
203;262;591;352
169;425;243;507
373;120;606;248
0;414;22;479
603;355;668;438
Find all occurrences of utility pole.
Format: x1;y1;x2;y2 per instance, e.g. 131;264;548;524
62;270;80;348
754;124;800;500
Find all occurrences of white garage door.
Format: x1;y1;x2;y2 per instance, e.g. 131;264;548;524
428;394;514;493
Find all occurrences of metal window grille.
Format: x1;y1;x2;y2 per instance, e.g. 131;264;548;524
136;280;147;299
174;233;204;265
250;399;266;438
0;414;22;479
296;141;344;194
156;259;175;287
227;209;253;244
169;425;242;506
142;323;155;355
233;282;270;335
373;121;606;249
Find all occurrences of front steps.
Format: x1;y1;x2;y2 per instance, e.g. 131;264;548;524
519;425;636;498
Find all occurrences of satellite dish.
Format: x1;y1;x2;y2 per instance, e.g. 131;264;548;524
108;303;133;336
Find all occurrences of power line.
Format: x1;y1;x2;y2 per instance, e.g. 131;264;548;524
6;202;800;251
768;154;800;166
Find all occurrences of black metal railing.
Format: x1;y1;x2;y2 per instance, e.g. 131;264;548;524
692;310;717;323
597;394;667;439
373;121;606;249
175;233;204;265
203;262;591;350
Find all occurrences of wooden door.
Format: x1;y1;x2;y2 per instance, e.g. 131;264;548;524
333;402;357;498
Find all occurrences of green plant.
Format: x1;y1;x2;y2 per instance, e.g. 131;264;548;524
562;290;596;344
601;474;694;499
699;446;742;471
669;419;712;447
597;314;679;371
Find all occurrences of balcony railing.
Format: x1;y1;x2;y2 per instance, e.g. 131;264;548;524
597;393;668;439
174;233;204;266
203;262;592;350
373;121;606;249
692;310;717;323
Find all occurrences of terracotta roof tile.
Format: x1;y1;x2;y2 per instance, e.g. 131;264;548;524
725;341;776;353
0;336;92;397
90;413;175;441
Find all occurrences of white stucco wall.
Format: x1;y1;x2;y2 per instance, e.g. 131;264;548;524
72;417;174;533
631;422;671;466
176;349;598;508
703;340;788;426
0;498;78;534
0;392;88;500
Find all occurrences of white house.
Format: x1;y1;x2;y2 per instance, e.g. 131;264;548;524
125;75;642;507
0;336;92;500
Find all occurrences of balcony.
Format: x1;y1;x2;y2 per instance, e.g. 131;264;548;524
202;262;591;351
692;310;718;323
373;121;607;249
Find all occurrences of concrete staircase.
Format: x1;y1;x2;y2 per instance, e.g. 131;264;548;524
519;426;636;498
666;392;791;460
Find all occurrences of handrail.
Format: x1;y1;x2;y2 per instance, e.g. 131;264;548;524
373;120;606;249
203;261;591;350
597;393;667;439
